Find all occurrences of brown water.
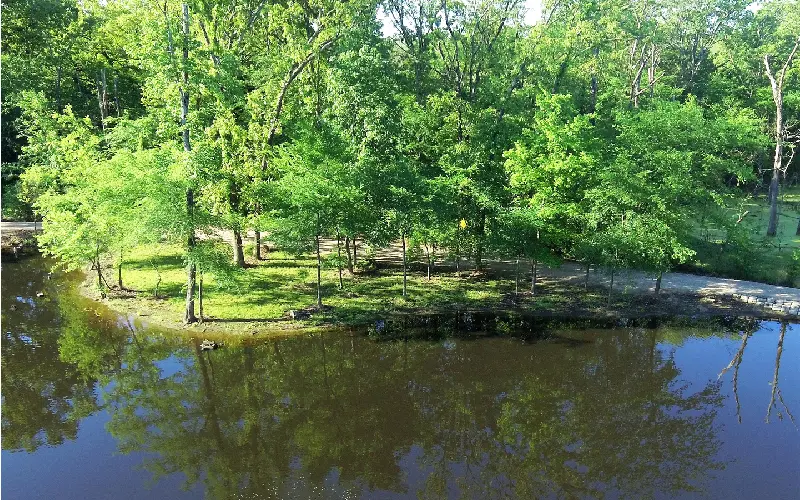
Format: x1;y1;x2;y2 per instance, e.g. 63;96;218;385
1;257;798;499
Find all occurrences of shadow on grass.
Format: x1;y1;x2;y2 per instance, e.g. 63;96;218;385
125;253;185;269
202;317;289;324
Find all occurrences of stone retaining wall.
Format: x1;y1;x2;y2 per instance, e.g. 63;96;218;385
732;294;800;317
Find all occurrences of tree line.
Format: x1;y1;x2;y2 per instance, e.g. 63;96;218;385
2;0;798;321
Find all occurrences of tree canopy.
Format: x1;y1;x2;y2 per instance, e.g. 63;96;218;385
3;0;798;316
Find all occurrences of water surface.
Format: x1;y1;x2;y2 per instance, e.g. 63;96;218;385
2;258;798;498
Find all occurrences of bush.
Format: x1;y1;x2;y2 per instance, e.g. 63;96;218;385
784;250;800;287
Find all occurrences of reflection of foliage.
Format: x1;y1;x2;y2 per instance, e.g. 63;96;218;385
57;298;128;382
0;260;735;496
0;259;102;451
104;329;726;498
498;333;725;498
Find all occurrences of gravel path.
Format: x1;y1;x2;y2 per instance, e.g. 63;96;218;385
1;221;40;232
11;223;800;312
310;238;800;303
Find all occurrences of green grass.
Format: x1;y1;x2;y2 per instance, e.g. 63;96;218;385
98;242;690;335
99;244;533;333
687;187;800;286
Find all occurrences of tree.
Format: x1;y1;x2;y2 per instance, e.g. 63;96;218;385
761;3;800;236
271;124;362;306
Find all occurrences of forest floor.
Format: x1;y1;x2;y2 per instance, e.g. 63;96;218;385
79;235;799;337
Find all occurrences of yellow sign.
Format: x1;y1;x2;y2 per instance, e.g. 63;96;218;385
459;219;467;230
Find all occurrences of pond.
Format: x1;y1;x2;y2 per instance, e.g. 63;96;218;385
2;257;799;499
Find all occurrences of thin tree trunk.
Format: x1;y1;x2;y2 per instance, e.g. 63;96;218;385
607;268;615;307
118;254;123;289
455;239;461;278
796;218;800;236
352;237;357;269
766;322;787;423
402;231;407;297
531;259;538;295
655;271;663;295
96;71;107;133
515;257;519;295
426;246;432;280
316;233;322;307
345;236;353;273
264;36;339;148
475;212;485;271
764;39;800;236
96;257;103;288
94;244;106;289
585;262;590;289
718;331;751;424
181;2;196;324
113;75;121;116
198;270;204;323
232;229;245;267
337;231;343;289
185;259;196;323
255;230;262;259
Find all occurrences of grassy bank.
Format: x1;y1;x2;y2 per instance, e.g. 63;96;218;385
685;188;800;286
84;243;776;336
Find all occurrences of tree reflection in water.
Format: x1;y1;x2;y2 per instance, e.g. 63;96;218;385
4;262;792;499
717;321;797;427
99;327;728;498
1;259;104;452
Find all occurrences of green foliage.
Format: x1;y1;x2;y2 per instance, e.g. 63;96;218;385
5;0;798;315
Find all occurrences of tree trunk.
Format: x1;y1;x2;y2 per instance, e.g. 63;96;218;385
607;268;614;307
352;237;357;269
455;239;461;278
655;271;662;295
198;270;204;323
255;230;262;259
232;229;245;267
181;2;196;324
185;260;197;324
796;218;800;236
764;40;800;236
96;70;107;133
531;259;537;295
113;75;121;116
316;233;322;307
95;244;104;288
402;232;407;297
515;258;519;295
345;236;353;273
475;212;485;271
766;322;787;423
118;262;123;289
585;262;590;289
337;232;343;289
767;167;780;237
426;246;431;280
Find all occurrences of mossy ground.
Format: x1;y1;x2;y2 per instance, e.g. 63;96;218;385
85;242;775;337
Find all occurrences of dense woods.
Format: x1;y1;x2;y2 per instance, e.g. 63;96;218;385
2;0;799;322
